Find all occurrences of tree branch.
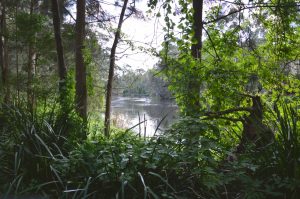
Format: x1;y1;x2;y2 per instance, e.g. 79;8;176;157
203;116;243;122
203;3;300;25
204;107;253;117
203;26;221;61
63;6;76;22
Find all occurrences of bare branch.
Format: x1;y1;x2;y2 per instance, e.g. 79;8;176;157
63;6;76;22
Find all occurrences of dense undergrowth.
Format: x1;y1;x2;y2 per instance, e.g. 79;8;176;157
0;103;300;199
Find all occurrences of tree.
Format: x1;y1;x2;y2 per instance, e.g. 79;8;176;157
0;0;9;103
51;0;67;106
153;0;300;150
104;0;129;137
191;0;203;60
200;0;299;150
149;0;206;116
186;0;204;116
27;0;38;111
75;0;87;122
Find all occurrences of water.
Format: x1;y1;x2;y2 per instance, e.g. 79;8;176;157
111;96;178;136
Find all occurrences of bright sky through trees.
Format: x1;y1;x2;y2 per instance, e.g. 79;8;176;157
99;0;215;71
99;0;165;71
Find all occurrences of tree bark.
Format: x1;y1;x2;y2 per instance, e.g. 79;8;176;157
75;0;87;121
191;0;203;60
58;0;65;23
0;0;9;103
104;0;129;137
237;96;273;153
51;0;67;105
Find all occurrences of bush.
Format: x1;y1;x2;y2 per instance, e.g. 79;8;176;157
1;103;300;198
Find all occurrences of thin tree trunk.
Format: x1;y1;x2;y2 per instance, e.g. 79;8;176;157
51;0;67;105
75;0;87;121
186;0;203;116
15;3;19;102
104;0;129;137
0;1;4;93
0;0;9;103
27;45;36;111
0;0;4;99
27;0;37;111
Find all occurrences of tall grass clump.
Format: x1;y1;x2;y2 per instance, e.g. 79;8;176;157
0;102;84;197
249;104;300;198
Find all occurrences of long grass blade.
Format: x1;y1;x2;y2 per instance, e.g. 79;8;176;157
138;172;148;199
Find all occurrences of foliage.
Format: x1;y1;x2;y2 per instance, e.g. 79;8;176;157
1;0;300;198
0;102;84;197
152;0;300;117
1;102;300;198
16;12;46;44
115;69;172;99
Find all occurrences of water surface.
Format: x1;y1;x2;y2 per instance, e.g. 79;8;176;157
111;96;178;136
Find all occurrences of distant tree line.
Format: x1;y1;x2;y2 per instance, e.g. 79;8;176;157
114;68;173;99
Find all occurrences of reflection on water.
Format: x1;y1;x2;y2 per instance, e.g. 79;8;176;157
111;96;178;136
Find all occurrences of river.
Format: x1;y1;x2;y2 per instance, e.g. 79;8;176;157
111;96;178;136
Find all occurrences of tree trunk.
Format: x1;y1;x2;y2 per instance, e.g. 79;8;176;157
75;0;87;121
0;0;4;99
0;0;9;103
58;0;65;23
15;3;20;103
27;0;37;111
191;0;203;60
104;0;129;137
51;0;67;105
237;96;274;153
186;0;203;116
27;45;36;110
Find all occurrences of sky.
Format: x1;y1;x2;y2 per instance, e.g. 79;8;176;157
99;0;165;71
